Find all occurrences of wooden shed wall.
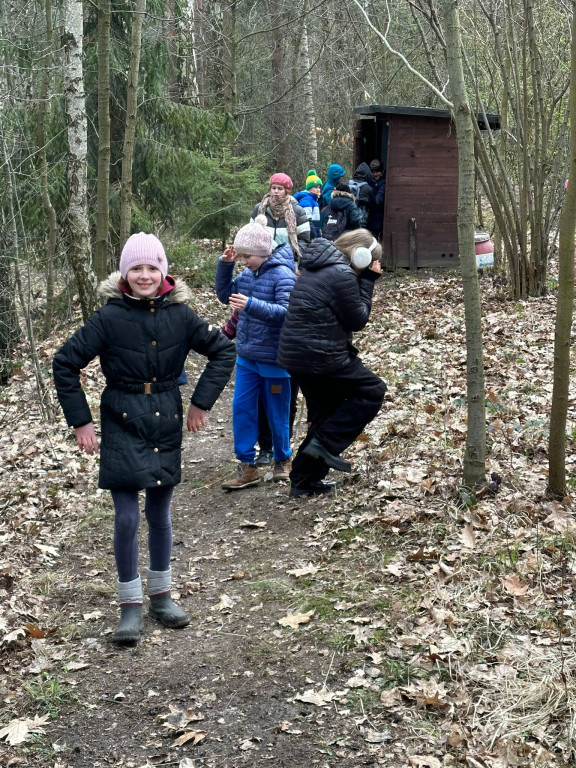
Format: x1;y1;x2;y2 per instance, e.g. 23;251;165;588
383;114;459;268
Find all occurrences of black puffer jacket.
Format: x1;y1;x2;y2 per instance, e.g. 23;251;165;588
323;189;363;237
351;162;376;211
53;273;236;490
277;239;379;375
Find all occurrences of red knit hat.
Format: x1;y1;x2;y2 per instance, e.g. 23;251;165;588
269;172;293;190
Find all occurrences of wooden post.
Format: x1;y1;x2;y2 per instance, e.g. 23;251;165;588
409;218;418;270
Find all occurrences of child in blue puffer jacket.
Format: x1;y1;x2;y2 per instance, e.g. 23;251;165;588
215;216;297;490
294;170;323;238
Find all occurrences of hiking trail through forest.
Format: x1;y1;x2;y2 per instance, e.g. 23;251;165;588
1;271;575;768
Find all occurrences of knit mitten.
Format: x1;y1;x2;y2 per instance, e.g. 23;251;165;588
115;576;144;645
147;568;189;629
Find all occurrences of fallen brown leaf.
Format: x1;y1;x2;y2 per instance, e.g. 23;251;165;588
278;610;314;629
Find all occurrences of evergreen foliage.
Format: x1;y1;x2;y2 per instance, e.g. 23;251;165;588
82;0;263;247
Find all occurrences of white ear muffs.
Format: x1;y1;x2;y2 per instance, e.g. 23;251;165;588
350;238;378;269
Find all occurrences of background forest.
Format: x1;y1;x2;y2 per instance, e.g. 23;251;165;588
3;3;576;766
1;0;573;327
2;0;575;492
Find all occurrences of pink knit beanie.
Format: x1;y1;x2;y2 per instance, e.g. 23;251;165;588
269;172;293;190
119;233;168;279
233;215;273;257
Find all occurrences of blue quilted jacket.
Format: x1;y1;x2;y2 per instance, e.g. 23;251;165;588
215;243;296;365
294;190;321;237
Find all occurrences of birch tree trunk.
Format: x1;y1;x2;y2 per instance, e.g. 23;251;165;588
221;0;237;115
38;0;58;337
269;0;286;168
63;0;96;320
547;9;576;498
298;0;318;170
0;120;21;383
119;0;146;250
441;0;486;486
94;0;111;280
179;1;199;104
191;0;204;106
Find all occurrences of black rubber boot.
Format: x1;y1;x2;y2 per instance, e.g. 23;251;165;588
147;568;189;628
149;593;190;628
115;604;144;645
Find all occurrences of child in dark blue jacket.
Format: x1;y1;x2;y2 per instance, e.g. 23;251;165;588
216;216;297;489
319;163;346;227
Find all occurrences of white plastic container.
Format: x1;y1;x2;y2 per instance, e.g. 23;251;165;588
475;232;494;268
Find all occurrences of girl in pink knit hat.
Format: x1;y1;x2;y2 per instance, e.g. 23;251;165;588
53;233;235;645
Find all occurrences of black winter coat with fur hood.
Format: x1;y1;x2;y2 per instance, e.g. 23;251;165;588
53;273;236;490
277;239;379;376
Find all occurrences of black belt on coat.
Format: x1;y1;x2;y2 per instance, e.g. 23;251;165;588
106;379;179;395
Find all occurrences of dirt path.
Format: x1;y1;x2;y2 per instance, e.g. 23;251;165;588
2;273;575;768
21;361;404;768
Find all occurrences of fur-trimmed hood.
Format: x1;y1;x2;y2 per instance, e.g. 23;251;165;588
331;189;355;201
98;271;193;304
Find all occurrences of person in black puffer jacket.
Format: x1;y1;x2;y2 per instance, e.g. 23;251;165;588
349;162;376;227
321;183;363;241
53;233;236;645
277;229;387;497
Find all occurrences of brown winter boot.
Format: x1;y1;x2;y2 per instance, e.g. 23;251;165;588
222;463;260;490
272;459;291;482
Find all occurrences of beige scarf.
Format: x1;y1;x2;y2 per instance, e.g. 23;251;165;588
258;194;301;260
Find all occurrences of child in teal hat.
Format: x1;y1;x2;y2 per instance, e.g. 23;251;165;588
319;164;346;227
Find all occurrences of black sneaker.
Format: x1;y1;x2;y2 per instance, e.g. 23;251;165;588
254;450;273;467
289;480;336;498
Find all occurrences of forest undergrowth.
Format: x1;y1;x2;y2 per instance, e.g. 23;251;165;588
0;266;575;768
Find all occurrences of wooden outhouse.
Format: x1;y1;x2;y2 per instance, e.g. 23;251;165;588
353;105;500;269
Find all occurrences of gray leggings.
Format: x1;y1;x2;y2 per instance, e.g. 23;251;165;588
111;486;174;582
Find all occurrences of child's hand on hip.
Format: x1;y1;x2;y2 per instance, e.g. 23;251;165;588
75;423;99;454
229;293;248;311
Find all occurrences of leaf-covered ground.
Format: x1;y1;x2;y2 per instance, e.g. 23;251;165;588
1;269;575;768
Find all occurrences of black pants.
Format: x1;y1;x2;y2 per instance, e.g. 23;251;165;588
258;381;300;452
289;357;386;486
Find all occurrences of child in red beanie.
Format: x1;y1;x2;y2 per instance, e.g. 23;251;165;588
250;173;311;260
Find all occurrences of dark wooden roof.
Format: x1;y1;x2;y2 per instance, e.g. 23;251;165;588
354;104;500;130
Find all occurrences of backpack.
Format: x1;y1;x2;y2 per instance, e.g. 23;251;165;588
322;207;348;241
348;180;369;226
